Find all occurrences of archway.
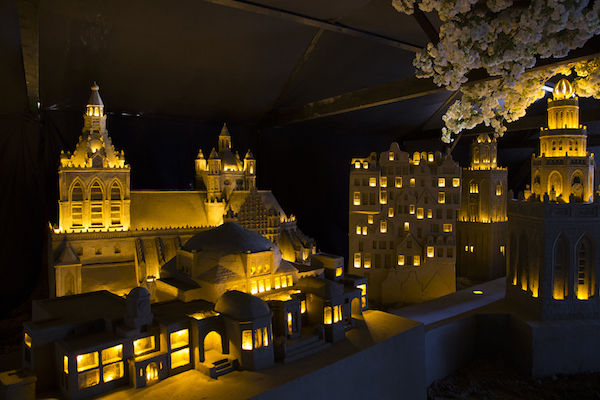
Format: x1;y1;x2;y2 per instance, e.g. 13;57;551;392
351;297;361;317
548;171;563;198
146;362;159;384
202;331;224;364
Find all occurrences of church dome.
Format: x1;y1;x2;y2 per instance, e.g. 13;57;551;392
182;222;274;255
553;78;575;100
215;290;271;320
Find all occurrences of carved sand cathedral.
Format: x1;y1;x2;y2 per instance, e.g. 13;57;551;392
508;78;600;319
51;84;316;298
348;143;461;305
456;134;508;281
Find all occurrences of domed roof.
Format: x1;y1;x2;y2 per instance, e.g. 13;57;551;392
215;290;271;320
553;78;575;100
182;222;274;255
127;286;150;299
88;82;104;106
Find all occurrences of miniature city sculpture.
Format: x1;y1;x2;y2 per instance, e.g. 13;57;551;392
507;78;600;319
349;144;461;305
51;83;316;299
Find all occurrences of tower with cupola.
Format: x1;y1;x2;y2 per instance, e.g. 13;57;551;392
57;83;130;233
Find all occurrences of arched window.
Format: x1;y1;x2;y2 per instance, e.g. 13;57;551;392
473;147;480;164
553;235;569;300
90;181;104;226
70;181;84;227
575;236;593;300
110;182;122;225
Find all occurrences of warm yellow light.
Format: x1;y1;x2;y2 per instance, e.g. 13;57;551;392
496;185;502;196
301;300;307;314
259;280;265;293
380;177;387;187
453;178;460;187
470;184;479;194
103;362;124;382
438;192;445;204
500;245;505;255
404;222;409;231
324;307;332;325
356;225;361;234
266;279;271;291
410;178;415;187
368;215;373;224
470;246;474;252
263;327;269;347
398;255;404;266
76;351;99;372
465;245;469;252
101;344;123;364
395;177;402;188
428;153;434;162
380;191;387;204
287;313;293;335
333;305;341;323
287;275;293;287
427;209;432;219
363;162;368;169
170;348;189;368
242;330;253;350
24;333;31;348
413;255;420;266
380;220;387;233
364;254;371;268
78;369;99;389
357;284;367;297
443;224;452;233
133;336;155;356
369;177;377;187
417;208;424;219
63;356;69;374
473;290;483;295
409;205;415;214
427;246;434;258
353;253;361;268
355;161;361;169
388;207;394;217
251;281;258;294
362;226;367;235
335;267;342;277
553;78;575;100
389;152;394;161
353;192;361;206
170;329;189;350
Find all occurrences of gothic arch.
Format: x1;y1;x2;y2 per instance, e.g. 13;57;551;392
552;234;569;300
89;179;104;226
571;170;584;200
548;171;562;197
109;180;123;225
109;179;123;200
575;234;594;300
88;179;105;200
69;179;85;201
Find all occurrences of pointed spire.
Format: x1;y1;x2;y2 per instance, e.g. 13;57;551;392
244;149;255;159
197;149;205;159
209;147;219;159
88;81;104;106
219;123;230;137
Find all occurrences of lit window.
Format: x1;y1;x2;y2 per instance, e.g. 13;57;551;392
78;369;99;389
24;333;31;348
133;336;155;356
388;207;394;217
265;279;271;291
410;178;415;187
409;205;415;214
404;222;409;231
496;184;502;196
427;209;432;219
335;267;342;277
301;300;307;314
287;275;293;287
368;215;374;224
452;178;460;187
470;246;474;252
355;161;361;169
259;280;265;293
254;329;263;348
414;256;421;266
413;153;420;165
380;191;387;204
443;224;452;233
427;246;434;258
170;348;190;368
251;281;258;294
263;327;269;347
438;192;445;204
389;152;394;161
364;253;371;268
356;225;361;234
395;177;402;188
333;305;342;323
369;177;377;187
324;307;332;325
353;192;361;206
465;245;469;252
170;329;189;350
362;226;367;235
417;208;424;219
63;356;69;374
428;153;434;162
438;178;445;187
469;183;479;194
363;162;368;169
274;276;281;289
242;330;253;350
380;177;387;188
380;220;387;233
281;276;288;288
103;361;124;382
398;255;405;266
500;245;505;255
101;344;123;364
76;352;99;372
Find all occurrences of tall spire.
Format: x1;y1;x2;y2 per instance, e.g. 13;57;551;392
88;82;104;106
218;123;232;152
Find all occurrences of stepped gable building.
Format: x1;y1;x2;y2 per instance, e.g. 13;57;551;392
456;134;508;281
349;143;461;305
50;83;315;299
508;78;600;320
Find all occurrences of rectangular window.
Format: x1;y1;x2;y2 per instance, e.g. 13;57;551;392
398;255;405;266
242;330;253;350
438;192;445;204
281;276;288;288
324;307;332;324
413;255;421;266
287;275;293;287
90;204;103;226
101;344;123;364
63;356;69;374
368;215;374;224
254;329;263;348
265;279;271;291
110;203;121;225
78;368;99;389
395;177;402;188
353;252;361;268
496;184;502;196
133;336;155;356
170;329;189;350
72;205;83;226
353;192;361;206
334;305;342;323
364;253;371;268
263;327;269;347
500;245;505;255
258;280;265;293
77;352;99;372
274;276;281;289
427;246;434;258
417;208;424;219
427;209;433;219
301;300;307;314
170;348;190;368
404;222;409;231
410;178;416;187
389;152;395;161
24;333;31;348
380;177;387;187
409;205;415;214
369;177;377;187
470;184;479;194
443;224;452;232
380;191;387;205
380;220;387;233
438;178;445;187
388;207;394;217
362;226;367;235
447;247;454;257
356;225;361;234
251;281;258;294
453;178;460;187
335;267;342;277
103;361;124;383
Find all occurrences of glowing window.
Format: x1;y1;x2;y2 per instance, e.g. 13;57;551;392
251;281;258;294
395;177;402;188
417;208;424;219
388;207;394;217
496;184;502;196
77;352;98;373
404;222;409;231
170;329;189;350
413;255;421;266
500;245;505;255
465;245;469;252
133;336;155;356
354;253;361;268
254;329;263;348
265;279;271;291
263;327;269;346
354;161;361;169
380;191;387;204
409;205;415;214
287;313;293;335
410;178;415;187
63;356;69;374
103;361;124;383
368;215;374;224
470;246;474;252
259;280;265;293
287;275;293;287
356;225;361;234
438;178;445;187
78;369;99;389
363;162;368;169
24;333;31;348
353;192;361;206
324;307;332;325
413;153;420;165
380;221;387;233
398;255;405;266
453;178;460;187
369;177;377;187
438;192;445;204
170;348;190;368
443;224;452;233
362;226;367;235
335;267;342;277
333;305;342;323
357;284;367;296
427;246;434;258
101;344;123;364
427;209;432;219
242;330;253;350
389;152;394;161
428;153;434;162
364;253;371;268
301;300;307;314
380;177;387;188
281;276;288;288
470;184;479;194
